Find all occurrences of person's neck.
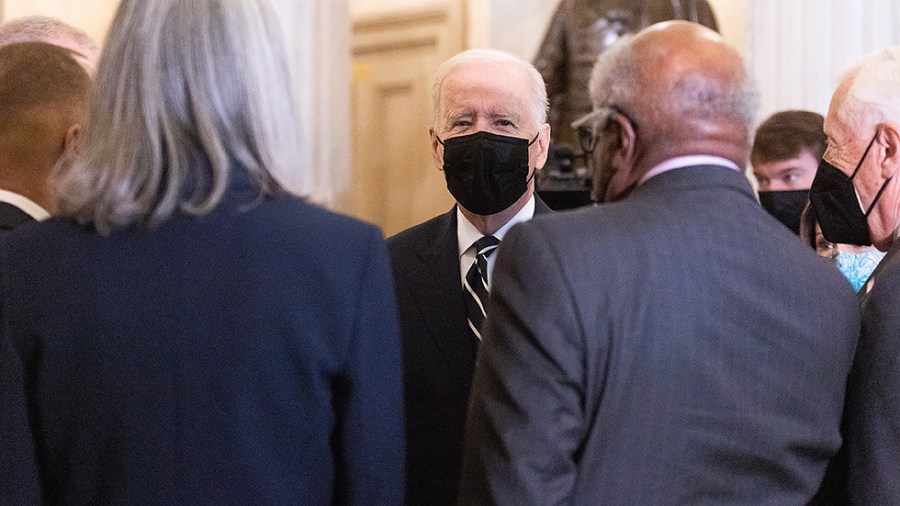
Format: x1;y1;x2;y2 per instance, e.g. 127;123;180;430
0;165;54;214
635;137;749;178
459;190;532;236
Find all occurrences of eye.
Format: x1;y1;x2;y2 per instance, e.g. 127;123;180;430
495;119;515;128
452;120;472;128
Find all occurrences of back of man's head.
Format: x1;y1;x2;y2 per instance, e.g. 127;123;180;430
0;42;90;208
751;110;826;167
589;21;758;172
0;16;99;72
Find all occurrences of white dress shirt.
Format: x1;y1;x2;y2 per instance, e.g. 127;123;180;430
457;195;536;288
0;189;49;221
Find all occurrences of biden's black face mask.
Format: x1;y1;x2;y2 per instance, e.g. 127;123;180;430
439;131;537;216
809;135;891;246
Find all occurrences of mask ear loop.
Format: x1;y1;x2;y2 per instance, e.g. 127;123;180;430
525;132;541;186
851;135;877;179
525;132;541;185
865;175;893;217
854;132;893;217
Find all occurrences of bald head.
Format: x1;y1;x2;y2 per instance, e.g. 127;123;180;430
585;21;759;200
0;16;99;72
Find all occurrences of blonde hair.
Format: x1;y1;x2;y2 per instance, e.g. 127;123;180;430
55;0;303;234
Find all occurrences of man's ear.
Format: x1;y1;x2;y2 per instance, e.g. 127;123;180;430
610;113;637;168
430;127;443;171
532;123;552;171
879;122;900;179
63;123;80;154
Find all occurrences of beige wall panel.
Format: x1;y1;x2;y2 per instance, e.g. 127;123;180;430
351;4;462;235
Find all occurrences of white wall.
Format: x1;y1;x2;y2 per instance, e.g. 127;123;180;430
748;0;900;120
708;0;746;52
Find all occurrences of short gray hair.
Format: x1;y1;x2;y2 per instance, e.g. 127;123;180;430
588;33;759;134
55;0;302;234
0;16;97;57
431;48;548;130
835;46;900;134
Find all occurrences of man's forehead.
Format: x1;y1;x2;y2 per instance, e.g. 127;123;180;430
441;65;529;107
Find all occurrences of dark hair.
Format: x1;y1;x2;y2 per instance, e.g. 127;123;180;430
798;203;818;250
751;110;827;166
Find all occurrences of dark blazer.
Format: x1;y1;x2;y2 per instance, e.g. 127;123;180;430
387;196;550;506
836;239;900;504
0;184;404;505
460;166;860;505
0;201;36;240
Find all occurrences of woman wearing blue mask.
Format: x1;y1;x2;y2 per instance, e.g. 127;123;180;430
800;204;886;291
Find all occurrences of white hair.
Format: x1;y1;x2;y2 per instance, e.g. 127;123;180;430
55;0;302;234
588;33;759;134
835;46;900;133
431;48;548;129
0;15;98;56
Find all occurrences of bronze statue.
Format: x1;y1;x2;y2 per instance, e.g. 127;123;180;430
535;0;719;148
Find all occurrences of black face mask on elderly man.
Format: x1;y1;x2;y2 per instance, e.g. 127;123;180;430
439;131;537;216
809;136;891;246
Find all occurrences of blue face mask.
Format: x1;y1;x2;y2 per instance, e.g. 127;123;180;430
832;249;886;291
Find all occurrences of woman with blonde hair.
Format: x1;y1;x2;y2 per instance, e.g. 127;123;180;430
0;0;404;503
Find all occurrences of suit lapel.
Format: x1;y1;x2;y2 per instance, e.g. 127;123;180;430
408;209;477;388
405;197;551;389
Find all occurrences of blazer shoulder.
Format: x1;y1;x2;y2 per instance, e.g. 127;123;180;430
387;211;453;253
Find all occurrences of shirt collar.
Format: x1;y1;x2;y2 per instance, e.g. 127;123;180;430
638;155;741;185
457;194;536;256
0;189;50;221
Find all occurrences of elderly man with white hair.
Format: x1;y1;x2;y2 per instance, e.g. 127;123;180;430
386;48;552;505
809;45;900;504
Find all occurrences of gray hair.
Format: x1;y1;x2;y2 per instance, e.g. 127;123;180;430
835;46;900;134
587;33;759;134
0;16;97;57
431;48;548;130
55;0;303;234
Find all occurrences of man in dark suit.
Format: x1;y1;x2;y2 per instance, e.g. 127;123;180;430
387;48;552;505
0;41;90;239
808;45;900;504
459;22;860;504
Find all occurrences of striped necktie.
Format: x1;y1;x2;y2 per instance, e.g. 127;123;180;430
464;235;500;341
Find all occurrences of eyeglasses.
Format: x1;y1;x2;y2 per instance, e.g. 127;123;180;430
571;105;635;154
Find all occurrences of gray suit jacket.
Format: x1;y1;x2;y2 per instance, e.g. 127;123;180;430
460;165;860;505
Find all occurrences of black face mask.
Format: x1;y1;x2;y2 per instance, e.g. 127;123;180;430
758;190;808;235
439;131;537;216
809;136;891;246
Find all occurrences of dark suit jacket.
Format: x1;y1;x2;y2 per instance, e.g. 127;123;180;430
460;166;860;505
836;239;900;504
0;183;404;505
0;201;36;241
387;196;550;506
